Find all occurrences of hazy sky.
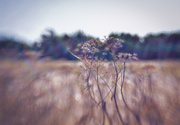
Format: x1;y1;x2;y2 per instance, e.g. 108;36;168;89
0;0;180;42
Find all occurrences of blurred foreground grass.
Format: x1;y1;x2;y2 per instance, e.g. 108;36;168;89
0;59;180;125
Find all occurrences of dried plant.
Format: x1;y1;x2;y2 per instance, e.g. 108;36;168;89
69;37;138;125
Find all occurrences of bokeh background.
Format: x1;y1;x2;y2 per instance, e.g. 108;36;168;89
0;0;180;125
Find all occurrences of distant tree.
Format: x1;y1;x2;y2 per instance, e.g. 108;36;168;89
33;30;180;60
167;33;180;44
32;42;41;51
109;32;180;60
0;38;30;58
109;32;141;54
40;29;68;59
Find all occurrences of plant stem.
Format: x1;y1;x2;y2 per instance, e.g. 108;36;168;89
113;60;125;125
96;67;105;125
120;62;141;124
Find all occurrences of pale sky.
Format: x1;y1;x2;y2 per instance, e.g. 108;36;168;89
0;0;180;43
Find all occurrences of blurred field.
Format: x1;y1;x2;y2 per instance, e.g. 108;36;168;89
0;59;180;125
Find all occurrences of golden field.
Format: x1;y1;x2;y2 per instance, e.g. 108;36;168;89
0;59;180;125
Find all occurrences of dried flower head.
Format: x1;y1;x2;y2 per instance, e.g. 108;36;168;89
78;39;100;55
104;37;124;56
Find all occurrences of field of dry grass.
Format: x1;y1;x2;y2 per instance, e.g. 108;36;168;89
0;59;180;125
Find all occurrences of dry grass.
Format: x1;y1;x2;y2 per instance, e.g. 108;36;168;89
0;59;180;125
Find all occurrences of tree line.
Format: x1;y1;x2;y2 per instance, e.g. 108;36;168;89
0;30;180;60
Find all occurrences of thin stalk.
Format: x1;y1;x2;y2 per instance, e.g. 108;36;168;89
90;71;113;95
103;84;115;102
120;62;141;125
90;65;112;125
96;67;105;125
99;74;112;93
86;68;98;104
113;60;125;125
121;62;131;110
